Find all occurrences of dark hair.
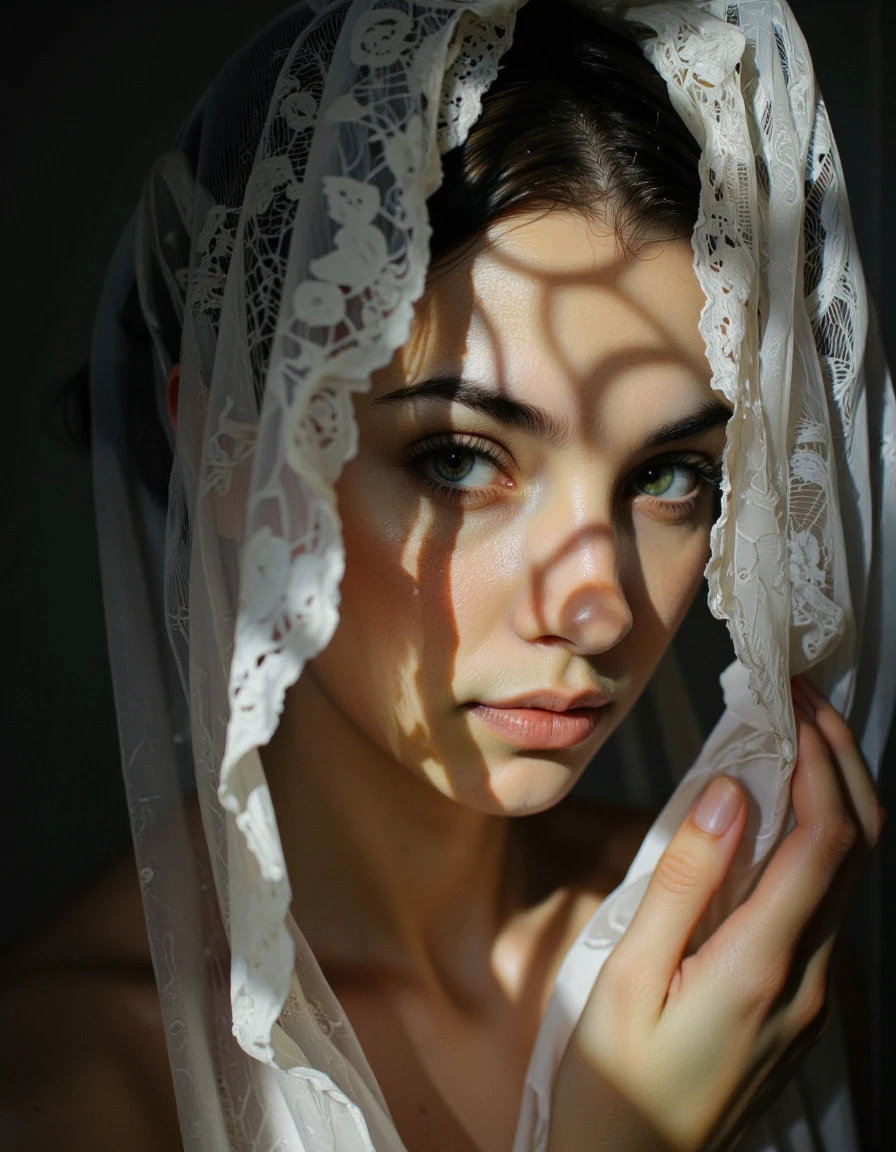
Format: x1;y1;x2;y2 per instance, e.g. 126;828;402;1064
427;1;701;264
52;1;701;476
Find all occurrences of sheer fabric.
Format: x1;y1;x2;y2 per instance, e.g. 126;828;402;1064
89;1;896;1148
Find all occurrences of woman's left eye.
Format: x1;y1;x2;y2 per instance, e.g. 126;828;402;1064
632;463;701;501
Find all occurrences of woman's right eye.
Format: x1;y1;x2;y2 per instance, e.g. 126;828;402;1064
424;445;499;488
404;434;513;504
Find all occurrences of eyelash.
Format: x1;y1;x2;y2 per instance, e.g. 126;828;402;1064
634;451;723;520
403;435;723;512
403;433;513;505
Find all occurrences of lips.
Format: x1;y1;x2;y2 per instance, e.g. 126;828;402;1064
468;690;610;750
482;690;609;712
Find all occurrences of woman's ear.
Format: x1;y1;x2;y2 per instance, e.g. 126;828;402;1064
166;363;180;437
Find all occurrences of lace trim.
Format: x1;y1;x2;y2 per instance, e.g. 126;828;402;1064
210;1;519;1078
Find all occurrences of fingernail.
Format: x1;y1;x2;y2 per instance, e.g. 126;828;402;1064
693;777;742;836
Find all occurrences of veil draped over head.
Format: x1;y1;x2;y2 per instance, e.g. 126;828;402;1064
89;0;895;1148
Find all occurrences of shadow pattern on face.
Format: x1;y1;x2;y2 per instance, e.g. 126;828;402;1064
314;211;719;823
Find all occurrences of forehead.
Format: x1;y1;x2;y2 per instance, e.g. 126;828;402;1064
381;210;713;419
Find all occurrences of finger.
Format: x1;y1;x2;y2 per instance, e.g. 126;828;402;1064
610;775;746;1009
733;713;857;968
779;925;836;1041
794;676;884;845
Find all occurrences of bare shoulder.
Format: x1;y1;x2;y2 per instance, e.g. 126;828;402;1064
0;848;180;1151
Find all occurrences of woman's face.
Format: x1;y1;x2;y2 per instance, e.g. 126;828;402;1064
307;209;728;815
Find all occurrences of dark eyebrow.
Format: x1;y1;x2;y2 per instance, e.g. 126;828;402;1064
375;376;730;449
374;376;569;445
645;401;732;449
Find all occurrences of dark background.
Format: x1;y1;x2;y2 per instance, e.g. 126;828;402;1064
2;0;894;1147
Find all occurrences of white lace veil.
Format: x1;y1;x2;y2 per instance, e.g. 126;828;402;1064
89;1;896;1148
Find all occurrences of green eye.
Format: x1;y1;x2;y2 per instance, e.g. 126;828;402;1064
408;434;507;501
633;464;696;500
432;448;476;484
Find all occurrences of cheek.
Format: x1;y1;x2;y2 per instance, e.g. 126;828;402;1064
445;525;513;651
315;467;419;697
311;457;468;732
627;517;713;654
653;529;709;616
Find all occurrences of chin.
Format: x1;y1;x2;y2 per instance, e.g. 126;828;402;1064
469;751;588;816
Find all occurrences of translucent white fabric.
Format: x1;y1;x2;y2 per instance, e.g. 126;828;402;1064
89;1;895;1148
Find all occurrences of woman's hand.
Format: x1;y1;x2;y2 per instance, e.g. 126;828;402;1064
547;677;884;1152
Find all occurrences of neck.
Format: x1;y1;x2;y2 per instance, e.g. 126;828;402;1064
261;667;518;993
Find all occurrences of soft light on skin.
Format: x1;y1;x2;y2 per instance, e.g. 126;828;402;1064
278;208;729;818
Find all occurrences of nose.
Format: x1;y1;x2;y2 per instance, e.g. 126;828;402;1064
511;521;633;655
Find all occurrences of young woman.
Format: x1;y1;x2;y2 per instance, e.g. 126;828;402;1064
3;2;892;1150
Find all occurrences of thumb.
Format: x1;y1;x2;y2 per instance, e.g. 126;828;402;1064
614;776;746;1011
